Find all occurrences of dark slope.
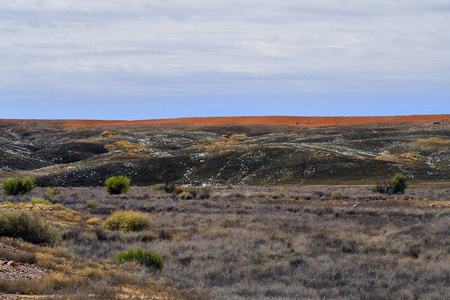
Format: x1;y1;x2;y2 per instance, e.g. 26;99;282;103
0;117;449;186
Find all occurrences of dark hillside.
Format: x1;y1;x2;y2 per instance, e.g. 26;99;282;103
0;116;449;186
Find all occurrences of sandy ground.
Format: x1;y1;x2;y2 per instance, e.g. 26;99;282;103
2;114;450;129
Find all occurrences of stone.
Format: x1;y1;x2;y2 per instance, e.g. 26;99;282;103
7;261;16;267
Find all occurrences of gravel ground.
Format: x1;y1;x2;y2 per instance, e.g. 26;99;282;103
0;243;52;299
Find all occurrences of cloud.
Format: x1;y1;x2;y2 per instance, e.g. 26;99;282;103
0;0;449;99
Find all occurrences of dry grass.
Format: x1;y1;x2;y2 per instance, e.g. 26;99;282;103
1;186;449;299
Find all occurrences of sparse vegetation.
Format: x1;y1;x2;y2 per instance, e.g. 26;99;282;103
183;186;211;199
0;185;448;299
1;117;447;299
105;175;131;194
84;200;100;208
164;183;177;193
102;210;153;232
150;183;166;191
2;177;35;195
330;191;343;199
46;187;64;195
31;197;52;206
173;187;184;194
0;210;61;245
115;248;163;270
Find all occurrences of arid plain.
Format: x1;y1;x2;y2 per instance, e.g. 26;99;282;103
0;115;449;299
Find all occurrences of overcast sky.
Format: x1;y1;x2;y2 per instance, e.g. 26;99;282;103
1;0;449;119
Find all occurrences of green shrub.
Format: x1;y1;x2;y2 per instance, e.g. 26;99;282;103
2;178;20;195
102;210;153;232
105;176;131;194
391;173;409;194
164;183;177;193
115;248;163;270
46;187;64;195
84;200;100;208
2;177;35;195
0;210;61;245
371;173;409;195
31;197;52;205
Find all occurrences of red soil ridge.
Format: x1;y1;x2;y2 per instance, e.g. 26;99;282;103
2;115;449;129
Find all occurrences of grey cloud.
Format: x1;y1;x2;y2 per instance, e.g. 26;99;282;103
0;0;449;97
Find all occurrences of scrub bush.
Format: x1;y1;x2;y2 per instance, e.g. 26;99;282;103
371;173;409;194
84;200;100;208
0;210;61;245
46;187;64;195
31;197;52;205
330;191;343;200
105;176;130;194
102;210;153;232
391;173;409;194
164;183;177;193
115;248;163;270
2;177;35;195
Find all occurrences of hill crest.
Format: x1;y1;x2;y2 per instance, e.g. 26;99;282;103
2;114;449;129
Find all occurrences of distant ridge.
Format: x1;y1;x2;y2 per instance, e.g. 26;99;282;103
2;114;449;129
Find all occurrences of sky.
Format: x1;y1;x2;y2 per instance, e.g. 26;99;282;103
1;0;449;120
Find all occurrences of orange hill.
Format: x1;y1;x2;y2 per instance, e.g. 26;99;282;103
2;115;449;129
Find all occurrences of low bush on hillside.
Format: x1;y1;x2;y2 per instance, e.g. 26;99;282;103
0;210;61;245
31;197;52;206
115;247;163;270
150;183;166;191
164;183;177;193
84;200;100;208
105;176;130;194
174;187;184;194
102;210;153;232
46;187;64;195
330;191;343;200
2;177;35;195
0;247;36;264
371;173;409;194
180;186;211;199
177;192;194;199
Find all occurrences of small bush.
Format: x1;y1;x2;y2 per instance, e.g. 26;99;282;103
181;186;211;199
198;187;211;199
105;176;131;194
102;210;153;232
31;197;52;206
0;210;61;245
86;217;103;226
84;200;100;208
2;177;35;195
391;173;409;194
174;187;184;194
0;248;36;264
1;202;15;208
150;183;166;191
178;192;194;200
115;248;163;270
46;187;64;195
371;173;409;194
164;183;177;193
330;191;343;200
